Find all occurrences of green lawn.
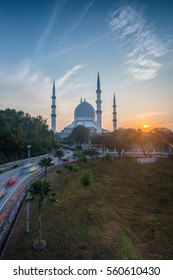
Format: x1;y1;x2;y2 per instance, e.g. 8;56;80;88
2;158;173;259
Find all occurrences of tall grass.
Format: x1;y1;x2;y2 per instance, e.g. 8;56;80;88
120;230;137;260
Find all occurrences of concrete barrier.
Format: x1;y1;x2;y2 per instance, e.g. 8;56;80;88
137;158;156;164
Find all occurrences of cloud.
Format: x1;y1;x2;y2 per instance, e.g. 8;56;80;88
108;2;167;80
75;83;89;89
122;111;165;121
0;59;54;126
14;60;31;81
0;61;87;111
56;64;88;88
59;0;95;46
43;46;76;62
36;0;65;50
0;60;32;83
137;112;165;118
0;59;48;86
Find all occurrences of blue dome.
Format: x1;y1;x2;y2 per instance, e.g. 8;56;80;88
74;100;95;121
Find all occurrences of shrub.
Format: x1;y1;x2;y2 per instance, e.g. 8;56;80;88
80;169;92;189
13;164;19;169
67;164;74;170
73;165;79;171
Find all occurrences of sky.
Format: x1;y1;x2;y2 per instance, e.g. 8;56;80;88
0;0;173;132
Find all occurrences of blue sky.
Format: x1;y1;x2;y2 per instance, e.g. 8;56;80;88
0;0;173;132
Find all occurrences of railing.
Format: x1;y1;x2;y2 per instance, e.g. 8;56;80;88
0;153;51;170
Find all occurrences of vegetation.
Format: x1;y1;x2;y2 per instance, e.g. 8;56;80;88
38;157;53;177
3;158;173;260
91;127;173;156
0;108;54;163
70;125;90;144
64;126;173;158
55;149;64;162
59;137;74;147
26;179;57;250
73;149;99;162
80;169;92;191
83;149;99;158
0;163;21;174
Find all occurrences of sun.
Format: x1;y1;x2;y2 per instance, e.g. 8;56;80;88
143;124;149;129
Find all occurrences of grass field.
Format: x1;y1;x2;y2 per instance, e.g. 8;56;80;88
2;158;173;260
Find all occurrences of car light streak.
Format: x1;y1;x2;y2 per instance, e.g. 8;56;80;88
0;176;27;212
0;169;41;212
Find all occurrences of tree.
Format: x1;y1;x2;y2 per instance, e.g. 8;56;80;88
106;129;127;158
73;150;87;162
60;137;74;146
91;134;105;146
83;149;99;159
70;125;90;144
136;129;152;157
38;157;53;176
0;108;54;163
91;134;109;155
27;179;57;250
151;128;173;152
55;149;64;162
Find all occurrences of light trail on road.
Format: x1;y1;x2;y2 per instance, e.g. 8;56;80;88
0;176;27;212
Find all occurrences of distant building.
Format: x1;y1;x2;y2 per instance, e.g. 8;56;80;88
51;73;117;137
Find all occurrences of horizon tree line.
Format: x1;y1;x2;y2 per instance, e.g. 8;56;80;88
1;108;173;164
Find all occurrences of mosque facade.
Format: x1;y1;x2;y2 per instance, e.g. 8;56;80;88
51;73;117;138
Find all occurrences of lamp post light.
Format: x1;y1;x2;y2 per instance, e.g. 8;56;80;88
26;145;31;233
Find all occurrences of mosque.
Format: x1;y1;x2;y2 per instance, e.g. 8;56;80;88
51;73;117;138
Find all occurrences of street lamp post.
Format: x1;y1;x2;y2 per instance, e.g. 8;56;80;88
26;145;31;233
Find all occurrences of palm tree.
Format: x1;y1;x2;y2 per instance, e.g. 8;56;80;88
38;157;52;177
27;178;57;250
55;149;64;163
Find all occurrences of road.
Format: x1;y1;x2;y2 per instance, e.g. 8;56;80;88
0;149;74;213
0;165;40;212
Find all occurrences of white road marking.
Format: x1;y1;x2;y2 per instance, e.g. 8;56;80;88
0;169;41;212
0;176;27;212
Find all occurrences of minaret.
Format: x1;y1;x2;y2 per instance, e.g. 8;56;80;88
96;72;102;134
51;80;57;133
112;93;117;131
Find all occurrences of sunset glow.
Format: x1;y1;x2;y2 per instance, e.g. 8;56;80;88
143;124;149;129
0;0;172;132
